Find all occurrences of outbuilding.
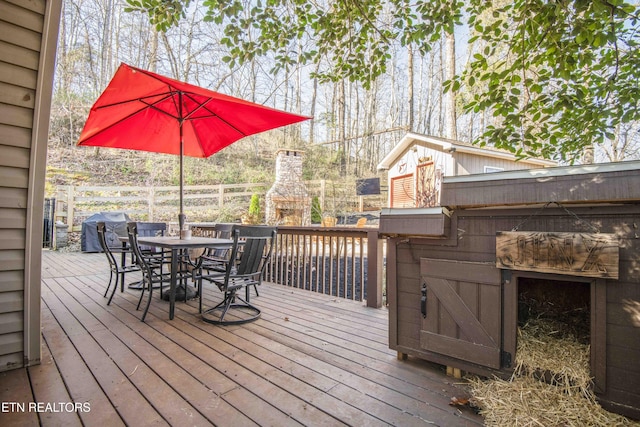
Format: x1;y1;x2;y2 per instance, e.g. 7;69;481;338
377;133;556;208
380;160;640;419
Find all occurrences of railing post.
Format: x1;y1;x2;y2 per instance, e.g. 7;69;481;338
366;230;384;308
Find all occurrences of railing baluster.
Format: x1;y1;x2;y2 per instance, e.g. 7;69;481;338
321;234;327;294
302;235;308;291
292;234;297;289
314;234;320;293
357;237;362;300
294;234;305;289
287;233;293;287
350;238;356;300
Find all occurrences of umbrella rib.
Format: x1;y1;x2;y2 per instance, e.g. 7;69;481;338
94;92;171;111
140;92;181;120
184;94;247;138
80;94;177;144
81;103;159;143
96;92;184;121
181;93;216;121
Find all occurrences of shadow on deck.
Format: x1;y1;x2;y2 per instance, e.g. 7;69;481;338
0;250;484;426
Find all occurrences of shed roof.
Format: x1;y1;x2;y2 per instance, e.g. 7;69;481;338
376;132;556;171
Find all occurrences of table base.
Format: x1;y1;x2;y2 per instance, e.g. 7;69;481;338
161;284;197;301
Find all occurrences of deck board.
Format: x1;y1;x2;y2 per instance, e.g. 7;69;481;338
39;304;125;426
27;333;83;427
2;250;484;426
0;367;40;426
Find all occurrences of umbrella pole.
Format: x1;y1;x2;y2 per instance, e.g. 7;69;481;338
178;93;186;233
178;136;187;232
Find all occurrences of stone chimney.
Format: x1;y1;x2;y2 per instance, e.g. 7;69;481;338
265;150;311;226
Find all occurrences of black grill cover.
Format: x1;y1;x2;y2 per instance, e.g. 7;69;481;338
81;212;132;252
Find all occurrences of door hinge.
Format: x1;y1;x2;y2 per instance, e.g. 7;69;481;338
420;283;427;318
501;351;512;368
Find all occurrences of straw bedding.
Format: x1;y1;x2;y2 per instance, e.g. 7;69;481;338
466;317;639;426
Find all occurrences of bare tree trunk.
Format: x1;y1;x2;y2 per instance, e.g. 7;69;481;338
100;0;113;86
407;44;414;131
365;79;378;172
338;80;346;175
149;30;159;73
309;62;320;145
444;31;457;140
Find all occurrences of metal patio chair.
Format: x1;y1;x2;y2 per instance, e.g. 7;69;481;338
196;223;235;273
126;222;190;322
97;221;140;304
129;221;172;297
198;225;276;325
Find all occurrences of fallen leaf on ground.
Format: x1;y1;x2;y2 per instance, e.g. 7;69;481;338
449;396;470;407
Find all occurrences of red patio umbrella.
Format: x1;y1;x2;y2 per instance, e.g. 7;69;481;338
78;63;310;231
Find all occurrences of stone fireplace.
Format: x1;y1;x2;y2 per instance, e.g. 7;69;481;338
265;150;311;226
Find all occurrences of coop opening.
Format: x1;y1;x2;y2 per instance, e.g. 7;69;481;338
515;277;591;385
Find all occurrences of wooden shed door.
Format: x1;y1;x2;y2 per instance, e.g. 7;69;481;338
420;258;503;369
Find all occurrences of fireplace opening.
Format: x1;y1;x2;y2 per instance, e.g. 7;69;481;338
275;208;302;226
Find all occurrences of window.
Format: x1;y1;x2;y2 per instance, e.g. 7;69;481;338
391;174;415;208
484;166;504;173
416;162;440;207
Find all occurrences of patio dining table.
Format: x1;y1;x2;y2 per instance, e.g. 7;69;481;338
132;236;233;320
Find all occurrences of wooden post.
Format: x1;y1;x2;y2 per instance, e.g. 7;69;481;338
366;230;384;308
55;187;66;224
320;179;326;212
218;183;224;209
66;185;75;229
148;187;155;221
446;366;462;378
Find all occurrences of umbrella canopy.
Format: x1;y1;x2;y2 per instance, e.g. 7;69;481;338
78;63;310;230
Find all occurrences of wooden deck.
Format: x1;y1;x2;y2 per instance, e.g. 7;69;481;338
0;250;484;426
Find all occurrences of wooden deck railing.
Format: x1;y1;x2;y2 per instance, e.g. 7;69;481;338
266;226;384;308
192;224;385;308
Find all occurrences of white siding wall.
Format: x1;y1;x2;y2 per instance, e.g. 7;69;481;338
454;152;547;175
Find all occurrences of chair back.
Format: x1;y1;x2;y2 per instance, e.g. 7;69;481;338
209;223;234;258
213;223;234;239
136;222;166;252
126;222;153;275
226;225;276;283
97;221;118;269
